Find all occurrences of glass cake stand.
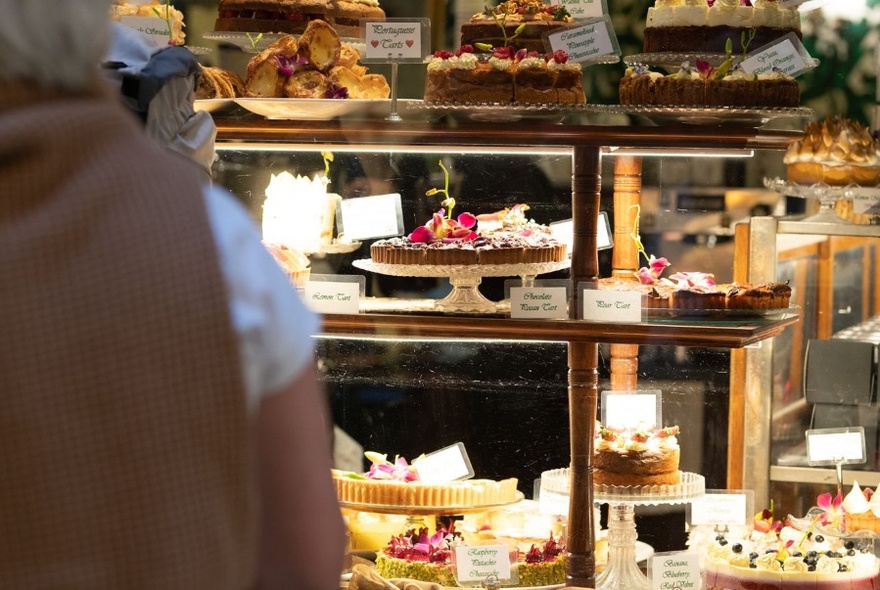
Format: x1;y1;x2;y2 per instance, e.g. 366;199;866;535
764;177;880;224
353;259;571;314
541;468;705;590
340;492;525;532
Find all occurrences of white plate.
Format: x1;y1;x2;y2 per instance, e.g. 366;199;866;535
635;540;655;563
234;98;420;120
405;101;588;123
624;52;820;73
194;98;237;113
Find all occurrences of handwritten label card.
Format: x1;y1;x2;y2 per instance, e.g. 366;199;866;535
740;33;815;78
545;16;619;63
413;442;474;484
120;16;171;45
362;19;430;62
337;193;403;241
601;390;660;431
780;0;833;10
510;287;567;319
648;552;701;590
560;0;607;20
304;277;362;314
690;491;752;527
850;188;880;214
453;545;513;585
806;427;867;465
581;287;641;322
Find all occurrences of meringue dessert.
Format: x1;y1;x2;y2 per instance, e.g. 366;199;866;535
784;117;880;187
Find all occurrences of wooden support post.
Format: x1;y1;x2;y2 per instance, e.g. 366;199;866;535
566;145;602;588
610;156;643;390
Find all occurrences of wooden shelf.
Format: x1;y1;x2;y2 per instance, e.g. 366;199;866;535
321;312;800;348
214;117;800;151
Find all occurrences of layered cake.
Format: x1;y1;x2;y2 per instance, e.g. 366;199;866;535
784;117;880;186
643;0;801;54
244;20;390;99
110;0;186;45
424;46;585;105
618;62;800;108
332;453;519;508
376;526;567;588
370;204;567;266
594;424;682;486
703;520;880;589
215;0;385;37
842;482;880;533
461;0;576;54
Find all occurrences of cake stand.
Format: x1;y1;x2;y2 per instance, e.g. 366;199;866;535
339;493;525;533
593;473;705;590
540;468;705;590
764;177;879;224
353;259;571;314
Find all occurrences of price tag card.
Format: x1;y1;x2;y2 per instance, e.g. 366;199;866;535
120;16;171;45
361;18;431;63
601;390;661;431
559;0;608;20
688;490;754;527
740;32;816;78
647;552;702;590
581;285;641;323
303;274;363;315
806;427;867;466
545;16;620;64
550;211;613;253
336;193;404;241
453;545;514;586
510;286;568;319
413;442;475;484
850;188;880;215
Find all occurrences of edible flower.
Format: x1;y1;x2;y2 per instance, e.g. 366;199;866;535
409;210;478;243
276;54;309;76
668;271;716;289
636;255;670;284
364;452;419;482
817;492;845;529
324;85;349;99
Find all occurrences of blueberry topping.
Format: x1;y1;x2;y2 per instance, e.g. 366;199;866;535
732;543;743;553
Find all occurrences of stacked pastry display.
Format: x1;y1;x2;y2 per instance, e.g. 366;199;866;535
196;66;245;99
620;0;803;108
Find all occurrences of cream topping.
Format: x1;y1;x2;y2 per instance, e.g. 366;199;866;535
843;482;871;514
646;1;800;29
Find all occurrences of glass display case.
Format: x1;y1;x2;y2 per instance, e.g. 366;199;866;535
212;114;804;587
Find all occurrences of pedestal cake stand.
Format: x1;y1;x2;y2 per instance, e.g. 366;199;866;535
541;468;705;590
353;259;571;314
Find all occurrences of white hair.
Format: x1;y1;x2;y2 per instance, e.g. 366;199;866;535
0;0;113;91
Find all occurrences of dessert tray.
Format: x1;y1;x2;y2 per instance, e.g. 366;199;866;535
353;259;571;314
625;52;820;72
643;305;799;320
403;101;591;124
589;104;814;127
193;98;238;114
765;177;880;223
234;98;422;121
338;491;525;516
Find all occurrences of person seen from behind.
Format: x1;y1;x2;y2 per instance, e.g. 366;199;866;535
0;1;346;588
